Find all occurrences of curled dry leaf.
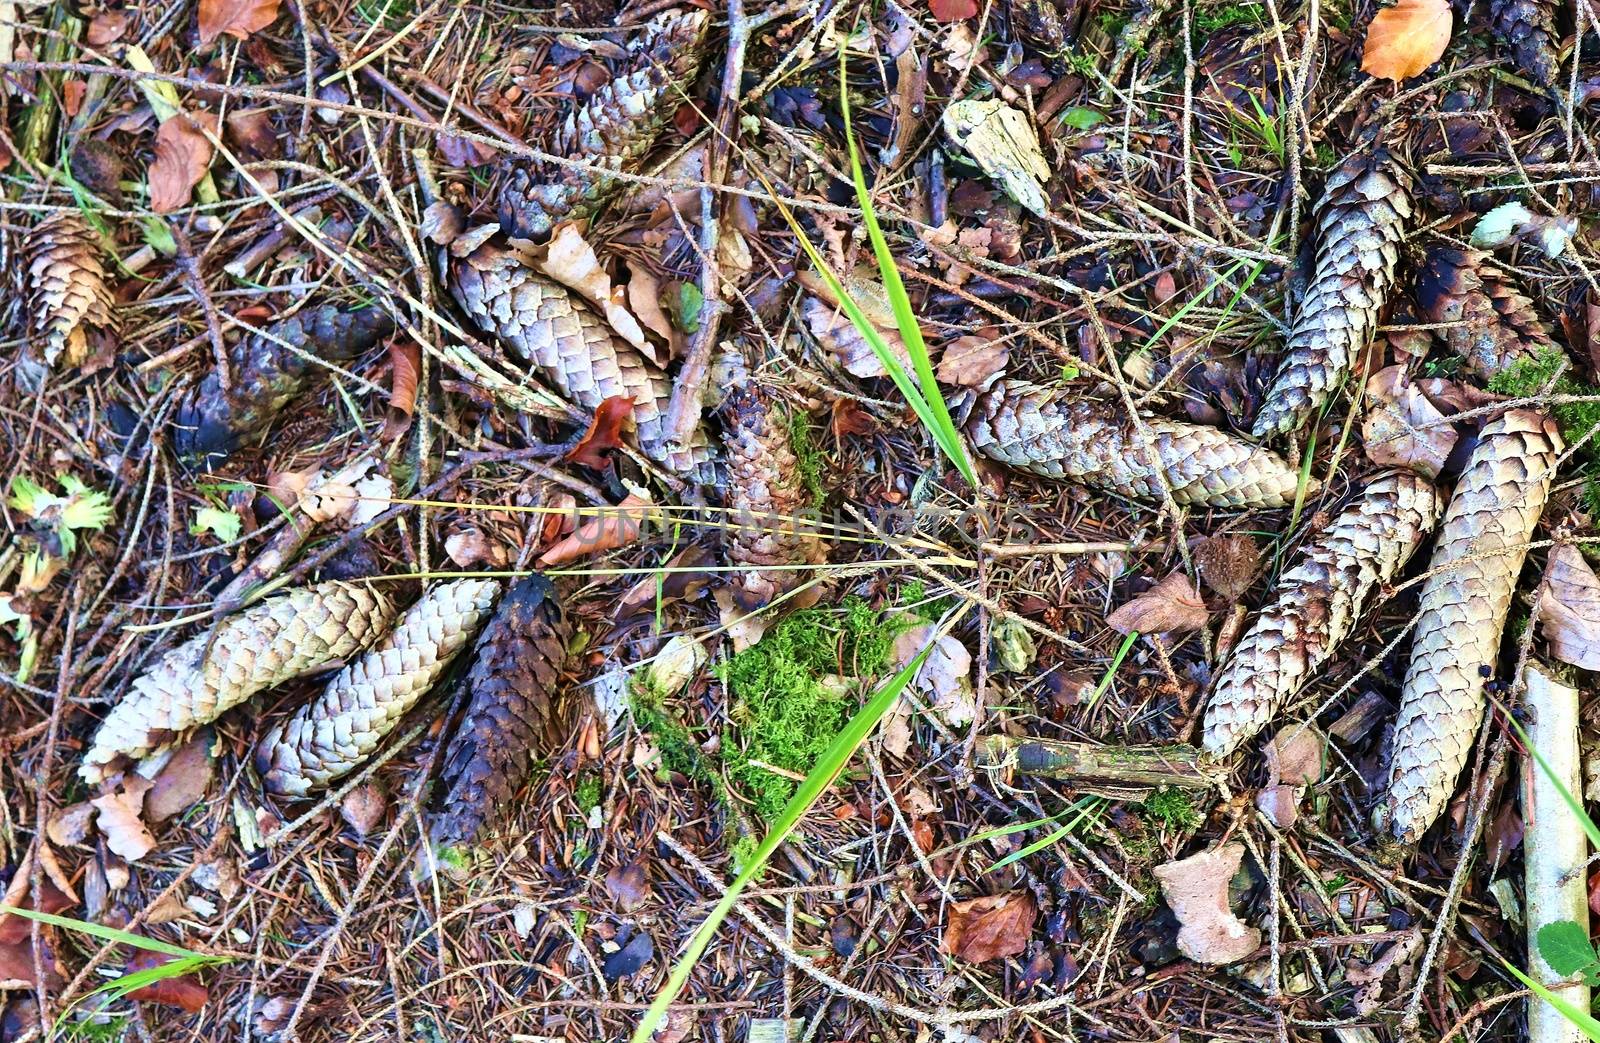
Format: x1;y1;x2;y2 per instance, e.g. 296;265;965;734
538;492;657;566
91;774;157;861
626;268;679;364
340;781;388;837
380;339;421;441
942;891;1036;963
1361;365;1457;479
1538;544;1600;671
565;395;636;470
1153;843;1261;965
148;111;218;213
1265;722;1326;787
537;223;649;351
198;0;280;45
1360;0;1453;81
1106;573;1209;635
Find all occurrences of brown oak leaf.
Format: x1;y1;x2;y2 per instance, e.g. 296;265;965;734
942;892;1036;963
148;112;218;214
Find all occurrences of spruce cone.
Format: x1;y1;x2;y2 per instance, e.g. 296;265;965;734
1201;471;1442;759
718;354;827;608
967;380;1308;508
174;306;396;468
449;240;719;483
1378;410;1562;845
1252;152;1412;438
433;576;570;845
1489;0;1559;85
1415;246;1560;381
256;579;501;796
81;582;398;783
497;9;710;239
25;212;116;375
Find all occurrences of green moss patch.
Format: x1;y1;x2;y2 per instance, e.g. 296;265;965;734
1488;344;1600;512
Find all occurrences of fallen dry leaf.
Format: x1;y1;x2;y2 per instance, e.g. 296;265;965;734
224;108;279;161
714;587;769;653
1361;365;1456;479
143;733;214;823
380;339;420;441
538;223;649;350
148;111;218;214
86;10;130;44
125;951;209;1012
198;0;280;46
942;892;1036;963
1106;573;1209;635
47;802;95;847
1153;843;1261;965
1360;0;1452;82
798;272;915;379
1192;534;1261;601
1539;545;1600;671
340;782;388;837
539;493;657;566
618;546;714;618
444;527;509;569
891;622;978;728
1264;722;1326;787
91;774;158;861
604;860;652;911
930;0;980;23
565;395;636;470
626;268;679;365
936;333;1009;389
831;398;876;441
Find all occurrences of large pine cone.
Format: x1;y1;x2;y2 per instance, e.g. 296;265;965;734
718;354;827;608
173;305;395;468
1201;471;1442;758
81;582;398;783
967;380;1308;508
1252;152;1412;438
1414;246;1560;381
1489;0;1559;85
256;579;501;796
25;212;116;377
449;239;719;483
433;576;570;845
1378;410;1562;845
497;9;710;239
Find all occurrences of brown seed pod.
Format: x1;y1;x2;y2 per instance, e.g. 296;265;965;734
256;579;502;797
433;576;570;845
25;212;116;375
1201;471;1443;759
967;380;1308;508
173;306;396;467
1489;0;1559;86
1414;246;1560;381
80;581;398;783
497;9;710;239
1378;409;1562;845
1253;151;1413;438
449;240;719;483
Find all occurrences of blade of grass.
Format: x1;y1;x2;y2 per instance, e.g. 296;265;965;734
1509;712;1600;850
987;796;1105;873
0;906;212;960
631;604;971;1042
1504;959;1600;1042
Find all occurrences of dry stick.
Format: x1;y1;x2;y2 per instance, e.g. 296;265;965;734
28;582;80;1031
976;736;1220;793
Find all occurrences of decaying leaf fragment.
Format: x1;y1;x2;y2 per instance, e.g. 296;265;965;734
718;352;828;609
968;380;1307;508
942;892;1037;963
256;579;501;796
1153;843;1261;965
1106;572;1210;635
1202;471;1441;758
1360;365;1457;478
81;581;399;782
25;212;116;376
942;98;1051;217
1414;246;1561;381
173;305;396;467
1537;545;1600;672
434;576;571;845
1252;151;1412;438
1380;410;1562;845
497;9;710;239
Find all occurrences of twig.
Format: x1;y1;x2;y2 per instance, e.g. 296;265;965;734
169;221;230;394
976;735;1221;795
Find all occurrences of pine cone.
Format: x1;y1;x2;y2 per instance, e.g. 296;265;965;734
256;579;501;796
718;354;828;608
173;306;395;468
81;581;398;783
967;380;1309;508
1252;152;1412;438
1201;471;1442;759
433;576;570;845
497;9;710;239
1378;410;1562;845
25;212;116;375
1489;0;1559;85
1414;246;1559;381
449;240;719;483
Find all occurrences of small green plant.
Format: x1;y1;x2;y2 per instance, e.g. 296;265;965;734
1142;787;1201;831
1537;921;1600;985
573;774;603;814
1193;3;1263;32
786;409;827;508
8;474;113;556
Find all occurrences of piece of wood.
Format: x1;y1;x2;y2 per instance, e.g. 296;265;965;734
976;734;1220;797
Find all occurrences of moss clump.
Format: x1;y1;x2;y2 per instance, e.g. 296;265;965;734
631;699;725;796
1193;3;1262;32
573;774;603;813
1141;787;1201;831
786;409;827;509
1488;344;1600;512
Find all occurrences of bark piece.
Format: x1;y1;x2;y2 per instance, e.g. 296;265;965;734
1414;246;1561;381
1202;471;1443;758
450;240;719;483
1252;152;1412;438
1153;843;1261;965
967;380;1307;508
81;581;398;783
1378;410;1562;844
497;10;710;239
718;353;827;608
25;212;116;376
173;305;395;467
256;578;501;796
1489;0;1559;85
433;576;570;845
976;735;1220;798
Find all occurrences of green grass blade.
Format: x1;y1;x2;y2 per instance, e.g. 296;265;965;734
987;796;1105;873
631;607;969;1041
1509;714;1600;850
1503;959;1600;1042
0;906;208;959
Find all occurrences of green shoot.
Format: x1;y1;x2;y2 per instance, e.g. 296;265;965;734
1088;630;1139;708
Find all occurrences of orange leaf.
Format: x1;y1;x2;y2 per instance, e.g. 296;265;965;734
125;952;209;1012
564;396;635;470
942;892;1036;963
380;339;420;441
148;112;217;214
197;0;280;46
538;493;656;567
1360;0;1452;82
